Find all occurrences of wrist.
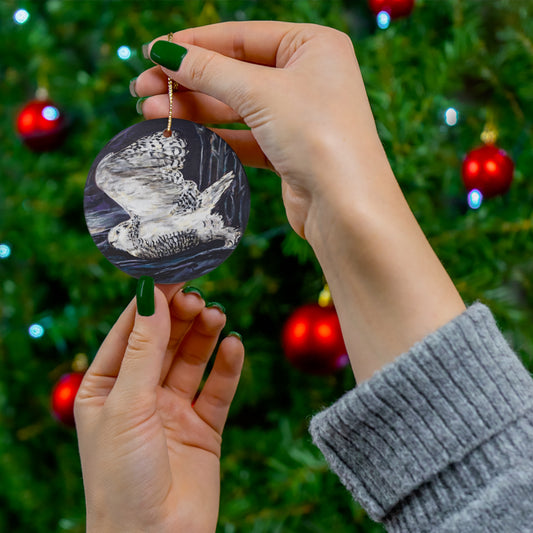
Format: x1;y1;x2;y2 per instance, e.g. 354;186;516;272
303;139;397;253
302;148;465;382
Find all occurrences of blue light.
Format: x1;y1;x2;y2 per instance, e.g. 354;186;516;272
444;107;459;126
42;105;60;121
29;323;45;338
117;46;132;60
377;11;391;29
14;9;30;24
0;244;10;259
468;189;483;210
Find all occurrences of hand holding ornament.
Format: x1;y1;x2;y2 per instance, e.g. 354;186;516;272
74;281;244;533
135;21;465;383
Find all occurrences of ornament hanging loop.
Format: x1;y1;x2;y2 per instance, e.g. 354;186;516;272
72;352;89;373
318;283;332;307
163;32;176;138
480;111;498;145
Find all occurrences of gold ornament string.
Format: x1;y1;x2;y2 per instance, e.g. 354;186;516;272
163;32;177;137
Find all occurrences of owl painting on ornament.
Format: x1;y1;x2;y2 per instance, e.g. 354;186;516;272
84;119;249;283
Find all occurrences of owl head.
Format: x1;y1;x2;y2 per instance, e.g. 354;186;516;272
108;219;136;255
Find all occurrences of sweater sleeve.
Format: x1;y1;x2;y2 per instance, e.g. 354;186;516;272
308;303;533;533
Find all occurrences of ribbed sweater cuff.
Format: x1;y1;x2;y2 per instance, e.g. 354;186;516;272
309;303;533;528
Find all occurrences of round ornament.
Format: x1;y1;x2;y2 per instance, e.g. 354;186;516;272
368;0;415;18
84;118;250;283
51;372;84;426
16;98;67;151
462;144;514;198
282;303;348;375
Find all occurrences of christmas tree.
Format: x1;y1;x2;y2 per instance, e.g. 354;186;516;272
2;1;533;531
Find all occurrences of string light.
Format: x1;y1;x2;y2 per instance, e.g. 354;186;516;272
117;46;132;60
14;9;30;24
377;11;391;29
0;243;11;259
467;189;483;210
28;323;45;338
444;107;459;126
42;105;60;121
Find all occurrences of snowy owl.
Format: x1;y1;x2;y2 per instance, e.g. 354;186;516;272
94;131;241;259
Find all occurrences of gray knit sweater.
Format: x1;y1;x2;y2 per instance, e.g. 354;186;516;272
309;303;533;532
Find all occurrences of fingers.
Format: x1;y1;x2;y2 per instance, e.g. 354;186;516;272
163;305;226;400
134;65;174;96
169;21;295;66
157;282;186;302
112;286;171;395
209;128;273;170
82;297;137;382
80;284;182;387
138;87;270;168
159;44;267;120
138;21;295;111
159;288;206;383
193;335;244;435
141;91;242;124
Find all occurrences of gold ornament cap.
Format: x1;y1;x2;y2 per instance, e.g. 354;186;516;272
318;284;332;307
72;353;89;373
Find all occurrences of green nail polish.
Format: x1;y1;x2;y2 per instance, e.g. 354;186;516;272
206;302;226;314
136;97;147;115
150;41;188;71
182;286;204;299
129;77;138;97
136;276;155;316
228;331;243;342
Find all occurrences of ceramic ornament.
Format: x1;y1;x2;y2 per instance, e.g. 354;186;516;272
84;118;250;283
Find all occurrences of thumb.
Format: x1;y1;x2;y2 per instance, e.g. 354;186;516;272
113;277;171;395
148;40;266;119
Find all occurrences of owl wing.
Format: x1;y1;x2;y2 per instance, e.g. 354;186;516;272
95;151;199;220
198;171;235;208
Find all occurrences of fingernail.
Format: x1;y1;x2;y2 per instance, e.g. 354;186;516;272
228;331;243;342
182;286;204;299
129;77;138;97
142;42;151;59
206;302;226;314
150;41;188;71
136;97;148;115
137;276;155;316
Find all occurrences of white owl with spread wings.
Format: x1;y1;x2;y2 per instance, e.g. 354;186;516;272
94;131;241;259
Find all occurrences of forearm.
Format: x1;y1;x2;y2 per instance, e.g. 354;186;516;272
304;141;465;383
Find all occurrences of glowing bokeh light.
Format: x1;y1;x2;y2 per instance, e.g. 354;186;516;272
117;45;132;60
317;323;333;339
377;11;391;29
14;9;30;24
42;105;60;121
0;244;11;259
444;107;458;126
467;161;479;175
293;321;307;339
485;160;497;173
29;323;45;338
58;386;74;402
467;189;483;210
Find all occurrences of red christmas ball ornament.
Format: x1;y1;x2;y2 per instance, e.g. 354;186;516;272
462;144;514;198
51;372;84;426
368;0;415;18
282;303;348;375
16;98;67;151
